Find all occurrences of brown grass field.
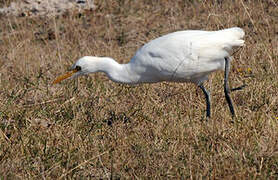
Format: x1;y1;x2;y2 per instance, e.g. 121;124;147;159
0;0;277;179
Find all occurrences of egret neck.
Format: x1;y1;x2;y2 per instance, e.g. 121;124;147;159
84;57;135;84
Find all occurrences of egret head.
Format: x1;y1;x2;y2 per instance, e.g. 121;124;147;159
53;56;98;84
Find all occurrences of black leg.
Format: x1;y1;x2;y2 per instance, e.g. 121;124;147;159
199;84;211;118
224;57;235;117
231;84;246;92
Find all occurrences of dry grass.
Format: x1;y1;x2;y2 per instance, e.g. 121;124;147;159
0;0;278;179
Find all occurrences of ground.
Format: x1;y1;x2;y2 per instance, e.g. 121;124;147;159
0;0;277;179
0;0;95;17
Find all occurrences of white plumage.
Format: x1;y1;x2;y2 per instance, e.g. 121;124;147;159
54;27;245;117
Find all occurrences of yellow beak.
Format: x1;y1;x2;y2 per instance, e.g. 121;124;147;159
53;69;78;84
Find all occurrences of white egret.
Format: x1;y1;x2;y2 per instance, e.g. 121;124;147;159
53;27;245;118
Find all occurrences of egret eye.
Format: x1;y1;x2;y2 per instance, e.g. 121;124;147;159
75;65;82;71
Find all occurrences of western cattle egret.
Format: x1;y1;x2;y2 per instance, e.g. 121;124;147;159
53;27;245;118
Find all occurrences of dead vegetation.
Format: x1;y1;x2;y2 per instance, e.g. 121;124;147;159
0;0;277;179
